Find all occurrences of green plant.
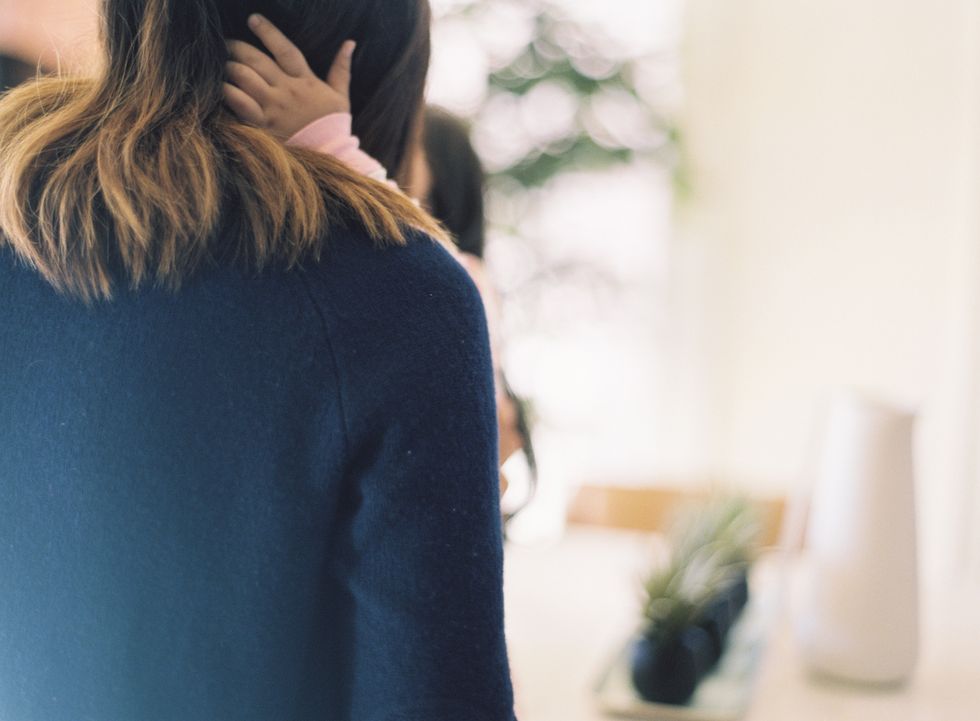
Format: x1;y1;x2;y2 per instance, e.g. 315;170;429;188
670;497;762;574
640;497;762;641
437;0;681;191
642;548;722;641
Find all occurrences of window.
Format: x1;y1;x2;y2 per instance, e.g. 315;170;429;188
429;0;684;539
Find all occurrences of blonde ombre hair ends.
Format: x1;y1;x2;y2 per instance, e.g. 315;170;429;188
0;0;445;301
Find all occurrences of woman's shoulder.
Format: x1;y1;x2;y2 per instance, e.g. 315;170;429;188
319;225;475;291
305;226;486;335
299;225;495;430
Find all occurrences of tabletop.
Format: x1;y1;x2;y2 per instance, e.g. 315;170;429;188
503;527;980;721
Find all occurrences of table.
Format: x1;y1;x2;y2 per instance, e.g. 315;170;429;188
503;527;980;721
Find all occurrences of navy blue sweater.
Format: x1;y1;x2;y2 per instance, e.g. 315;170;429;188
0;227;515;721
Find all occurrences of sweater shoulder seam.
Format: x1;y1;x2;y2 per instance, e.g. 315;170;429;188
295;271;352;466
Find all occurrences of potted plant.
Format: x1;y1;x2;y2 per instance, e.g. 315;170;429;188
631;497;763;704
632;548;723;703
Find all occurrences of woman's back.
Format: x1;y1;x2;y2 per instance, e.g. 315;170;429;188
0;225;514;721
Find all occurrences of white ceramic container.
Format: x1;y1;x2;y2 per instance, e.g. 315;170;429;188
794;390;919;684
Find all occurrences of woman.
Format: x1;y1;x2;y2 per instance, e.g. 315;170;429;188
0;2;516;721
219;19;533;502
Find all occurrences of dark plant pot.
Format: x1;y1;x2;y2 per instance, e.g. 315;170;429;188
695;612;724;668
630;628;707;705
696;571;751;666
682;625;716;679
697;592;737;663
727;570;750;615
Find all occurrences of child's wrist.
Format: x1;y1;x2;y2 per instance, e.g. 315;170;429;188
286;112;353;148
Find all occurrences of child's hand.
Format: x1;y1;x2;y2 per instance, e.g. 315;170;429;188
224;14;355;139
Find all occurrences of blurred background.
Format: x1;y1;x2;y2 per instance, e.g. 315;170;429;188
427;0;683;541
426;0;980;585
422;2;980;717
3;0;980;718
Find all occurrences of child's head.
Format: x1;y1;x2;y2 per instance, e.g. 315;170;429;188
420;107;487;258
101;0;431;184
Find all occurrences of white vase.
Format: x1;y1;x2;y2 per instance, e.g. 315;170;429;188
794;390;919;684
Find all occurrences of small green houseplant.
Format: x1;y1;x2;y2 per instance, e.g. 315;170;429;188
632;498;762;705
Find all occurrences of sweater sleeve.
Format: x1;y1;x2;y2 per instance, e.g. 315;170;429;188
287;113;389;182
308;234;516;721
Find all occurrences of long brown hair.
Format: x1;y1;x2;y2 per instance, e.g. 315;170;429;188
0;0;444;301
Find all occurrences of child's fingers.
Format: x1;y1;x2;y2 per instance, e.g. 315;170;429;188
223;83;265;126
247;14;310;78
326;40;356;101
226;39;283;86
225;61;271;104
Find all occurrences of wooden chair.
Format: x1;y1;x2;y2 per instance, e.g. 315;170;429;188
566;484;787;548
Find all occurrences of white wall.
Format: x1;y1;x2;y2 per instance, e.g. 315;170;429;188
672;0;980;574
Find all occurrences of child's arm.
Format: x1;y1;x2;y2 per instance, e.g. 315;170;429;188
288;113;388;181
223;14;387;180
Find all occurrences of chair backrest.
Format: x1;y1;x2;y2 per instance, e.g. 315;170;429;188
567;484;786;547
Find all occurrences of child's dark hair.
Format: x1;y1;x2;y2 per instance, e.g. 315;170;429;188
220;0;432;187
423;106;486;258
